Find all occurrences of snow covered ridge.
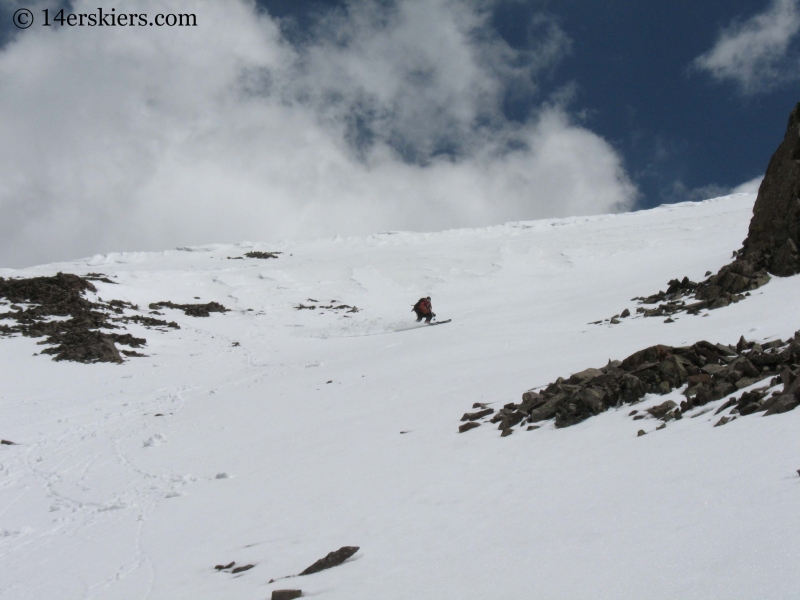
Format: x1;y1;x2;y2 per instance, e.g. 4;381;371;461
2;193;800;599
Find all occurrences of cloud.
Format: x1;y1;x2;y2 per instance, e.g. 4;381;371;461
731;176;764;194
666;175;764;205
0;0;636;268
693;0;800;93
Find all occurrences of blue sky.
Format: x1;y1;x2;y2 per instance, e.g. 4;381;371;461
0;0;798;267
262;0;799;208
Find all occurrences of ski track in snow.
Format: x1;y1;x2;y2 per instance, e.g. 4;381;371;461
1;194;799;599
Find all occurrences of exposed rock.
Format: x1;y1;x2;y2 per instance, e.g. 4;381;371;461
620;309;631;318
735;377;758;390
466;332;799;433
244;251;281;259
299;546;359;576
715;398;738;415
520;391;546;413
231;564;254;574
567;368;604;385
607;104;800;324
458;422;481;433
528;396;563;423
460;408;493;422
659;356;688;387
783;373;800;395
1;439;16;445
272;591;303;600
148;301;228;317
215;561;235;571
647;400;677;420
0;272;171;363
637;430;646;437
742;103;800;276
500;428;513;437
554;386;607;427
764;395;800;416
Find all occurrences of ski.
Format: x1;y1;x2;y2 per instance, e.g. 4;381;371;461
428;319;451;326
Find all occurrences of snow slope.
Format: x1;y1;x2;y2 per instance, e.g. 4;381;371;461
1;193;799;599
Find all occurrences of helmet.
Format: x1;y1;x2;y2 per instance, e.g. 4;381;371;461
426;296;431;300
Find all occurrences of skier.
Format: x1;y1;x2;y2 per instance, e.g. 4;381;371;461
412;296;435;323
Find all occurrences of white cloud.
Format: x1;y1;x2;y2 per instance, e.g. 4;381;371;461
693;0;800;93
666;175;764;205
0;0;636;268
731;176;764;194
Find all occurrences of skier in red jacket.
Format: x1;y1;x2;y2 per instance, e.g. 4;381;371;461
412;296;435;323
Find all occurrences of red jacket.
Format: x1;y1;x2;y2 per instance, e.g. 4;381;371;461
413;298;432;315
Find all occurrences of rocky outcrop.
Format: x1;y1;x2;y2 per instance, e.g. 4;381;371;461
741;102;800;276
461;333;800;434
602;103;800;324
0;273;132;363
627;258;773;320
0;272;219;363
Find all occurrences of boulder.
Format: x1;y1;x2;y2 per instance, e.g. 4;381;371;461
299;546;359;576
460;408;493;422
659;356;688;387
528;396;564;423
497;411;525;430
520;391;547;413
736;336;750;353
554;387;607;427
688;373;711;385
620;345;672;372
618;373;647;403
700;364;727;376
567;368;604;385
272;591;303;600
783;374;800;396
647;400;678;419
231;564;254;574
735;377;758;390
763;395;800;416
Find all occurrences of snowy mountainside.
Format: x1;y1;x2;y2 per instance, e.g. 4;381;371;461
1;193;799;599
